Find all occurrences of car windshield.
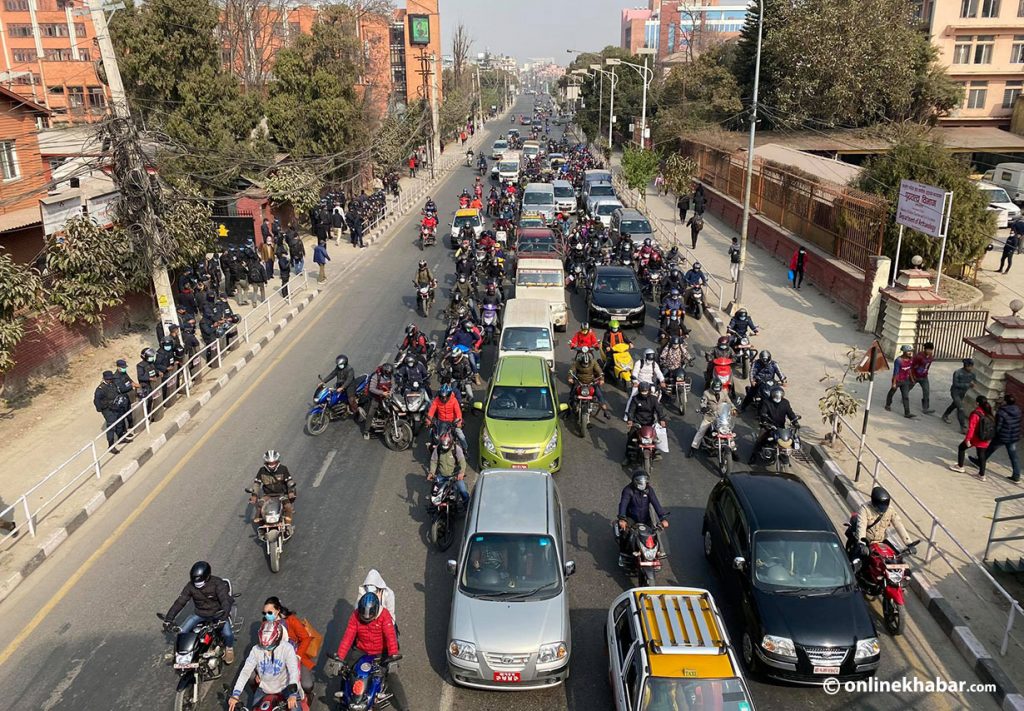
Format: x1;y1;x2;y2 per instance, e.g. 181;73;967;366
459;533;562;599
597;203;622;216
524;192;554;206
494;141;508;150
641;678;752;711
982;187;1012;203
501;327;552;352
554;185;574;198
519;218;546;228
453;214;481;228
499;161;519;172
753;530;853;593
486;384;555;421
589;185;615;198
621;219;652;233
593;274;639;294
517;268;562;286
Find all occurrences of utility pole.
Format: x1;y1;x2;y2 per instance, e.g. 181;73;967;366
733;0;764;308
86;0;178;330
476;62;483;128
429;52;441;175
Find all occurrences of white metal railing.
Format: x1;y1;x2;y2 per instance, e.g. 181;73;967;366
828;412;1024;656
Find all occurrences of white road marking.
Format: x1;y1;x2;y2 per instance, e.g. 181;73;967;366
438;675;455;711
311;449;337;488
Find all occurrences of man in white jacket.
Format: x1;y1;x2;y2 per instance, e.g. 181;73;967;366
624;348;665;418
228;620;303;710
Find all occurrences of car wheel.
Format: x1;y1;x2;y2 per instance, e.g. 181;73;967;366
741;632;761;675
703;527;713;560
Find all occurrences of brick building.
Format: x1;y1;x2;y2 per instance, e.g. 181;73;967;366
0;0;107;124
625;0;746;68
0;84;49;262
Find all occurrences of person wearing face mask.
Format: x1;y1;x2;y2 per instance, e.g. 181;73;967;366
749;386;800;465
616;470;669;558
163;561;235;665
111;358;137;440
228;620;302;710
154;336;179;406
250;450;297;525
135;348;160;421
263;597;316;696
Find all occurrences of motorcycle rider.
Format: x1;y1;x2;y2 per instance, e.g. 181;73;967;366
420;211;438;237
684;262;708;287
748;386;800;465
334;592;402;706
163;561;235;665
400;324;430;364
423;197;437;215
324;354;359;416
740;350;786;412
451;274;477;313
688;379;737;459
850;486;914;561
414;260;435;290
449;321;483;383
425;383;468;452
664;266;686;295
624;381;667;464
250;450;297;525
616;470;669;557
626;348;666;416
569;322;599;351
227;620;302;710
728;308;759;348
395;353;431;396
658;334;691;388
660;288;684;319
568;347;610;418
658;312;689;347
362;362;395;440
439;348;474;399
601;319;632;361
478;281;503;329
426;426;470;505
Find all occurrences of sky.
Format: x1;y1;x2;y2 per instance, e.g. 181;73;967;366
438;0;633;64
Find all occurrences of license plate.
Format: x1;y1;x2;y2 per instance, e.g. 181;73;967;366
813;666;840;675
174;663;199;670
511;464;527;470
638;561;657;567
493;672;521;683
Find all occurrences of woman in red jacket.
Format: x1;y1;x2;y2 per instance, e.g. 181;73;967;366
264;596;314;696
790;247;807;290
950;395;994;479
335;592;406;709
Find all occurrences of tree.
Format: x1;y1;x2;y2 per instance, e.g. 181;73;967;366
219;0;293;91
263;166;324;216
0;247;43;374
857;128;995;272
734;0;962;129
451;23;473;93
621;146;662;204
662;153;699;196
373;103;428;172
567;47;650;147
653;42;743;146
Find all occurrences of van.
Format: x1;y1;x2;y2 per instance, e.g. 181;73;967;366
498;151;521;185
983;162;1024;204
609;207;654;246
583;169;613;190
976;180;1021;228
522;182;556;221
552;179;576;212
447;469;575;690
514;257;567;331
522;141;541;162
499;298;555;369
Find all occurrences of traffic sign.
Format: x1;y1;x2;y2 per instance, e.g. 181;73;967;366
856;340;889;374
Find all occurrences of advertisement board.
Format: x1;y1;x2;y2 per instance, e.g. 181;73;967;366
409;14;430;46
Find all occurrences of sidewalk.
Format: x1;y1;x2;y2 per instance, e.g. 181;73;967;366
608;153;1024;680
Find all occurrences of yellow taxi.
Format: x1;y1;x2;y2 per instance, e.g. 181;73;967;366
450;208;483;247
606;587;755;711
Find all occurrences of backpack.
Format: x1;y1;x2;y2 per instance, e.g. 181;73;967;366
976;414;995;442
248;261;264;283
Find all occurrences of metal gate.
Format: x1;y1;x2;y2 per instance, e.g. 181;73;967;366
915;309;989;361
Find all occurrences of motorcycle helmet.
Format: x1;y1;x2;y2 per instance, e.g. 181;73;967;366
405;324;419;337
715;336;730;356
358;592;381;623
437;429;454;451
380;362;394;376
736;309;748;321
336;354;349;369
463;321;475;332
631;470;649;491
486;284;496;295
770;386;784;403
141;347;156;362
609;320;620;332
871;486;891;513
710;379;723;394
670;335;683;346
190;561;212;587
451;348;464;362
669;288;680;299
161;337;174;351
693;262;703;272
263;449;281;471
580;322;590;333
638;381;652;396
404;354;416;368
643;348;655;362
458;275;467;284
758;350;771;364
439;383;453;400
258;620;284;649
418;260;427;269
577;348;592;365
644;238;652;247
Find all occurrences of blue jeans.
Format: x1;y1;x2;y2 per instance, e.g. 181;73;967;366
180;614;234;647
986;439;1021;479
436;474;470;503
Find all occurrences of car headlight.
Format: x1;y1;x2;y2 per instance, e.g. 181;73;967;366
449;639;478;662
537;641;567;664
761;635;797;660
482;428;496;454
591;304;610;313
543;431;559;456
855;637;880;660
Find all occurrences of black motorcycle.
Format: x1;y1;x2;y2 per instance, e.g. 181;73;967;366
685;285;705;320
427;474;463;551
757;419;802;472
617;521;666;587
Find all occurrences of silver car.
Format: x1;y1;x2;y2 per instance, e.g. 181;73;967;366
447;469;575;690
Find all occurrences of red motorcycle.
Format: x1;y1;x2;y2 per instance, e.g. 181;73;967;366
845;514;919;636
707;357;737;402
626;423;660;475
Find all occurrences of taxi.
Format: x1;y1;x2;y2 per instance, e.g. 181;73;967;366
606;587;755;711
450;208;483;247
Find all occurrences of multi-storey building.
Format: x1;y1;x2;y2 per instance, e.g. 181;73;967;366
621;8;654;54
0;0;107;124
623;0;746;67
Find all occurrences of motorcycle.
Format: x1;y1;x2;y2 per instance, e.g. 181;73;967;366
626;423;659;475
617;521;666;587
361;390;415;451
416;283;435;318
569;381;598;437
565;262;585;294
729;332;758;380
420;224;436;248
306;375;366;436
396;381;430;436
743;376;778;416
845;515;920;636
685;285;705;320
327;653;403;711
427;473;463;551
245;490;293;573
605;342;634;390
644;269;663;305
661;364;691;415
480;302;500;344
699;401;738;477
757;419;802;472
157;585;241;711
238;691;299;711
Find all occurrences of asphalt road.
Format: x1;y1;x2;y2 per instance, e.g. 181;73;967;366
0;99;998;711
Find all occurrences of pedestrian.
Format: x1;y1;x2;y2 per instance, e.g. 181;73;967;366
220;249;235;297
408;155;417;178
693;182;706;215
460;130;467;145
259;236;275;280
789;247;807;289
728;237;741;282
111;358;137;439
909;342;935;414
313;240;331;283
289;234;305;275
884;345;916;419
260;217;272;247
272;217;282;242
998;229;1021;274
984;394;1021;482
654;173;665;196
316;203;331;244
248;253;268;304
348;206;365;248
330;204;345;246
676;192;690;224
942;358;976;433
234;252;250;307
949;395;994;479
278;251;291;298
686;213;704;250
94;370;128;454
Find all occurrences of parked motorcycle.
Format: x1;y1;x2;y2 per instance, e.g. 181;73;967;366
757;419;801;472
699;401;738;477
845;515;920;636
605;342;634;390
617;521;666;587
306;375;366;436
570;382;598;437
245;489;293;573
326;653;403;711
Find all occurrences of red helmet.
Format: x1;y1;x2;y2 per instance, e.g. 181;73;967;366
258;620;283;649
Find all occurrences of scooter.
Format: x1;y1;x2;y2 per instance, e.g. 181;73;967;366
699;401;738;477
845;515;920;636
327;653;403;711
605;342;634;390
306;375;367;436
480;303;500;345
708;356;737;403
245;490;294;573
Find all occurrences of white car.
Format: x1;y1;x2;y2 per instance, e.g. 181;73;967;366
491;140;508;160
977;181;1021;229
590;199;624;227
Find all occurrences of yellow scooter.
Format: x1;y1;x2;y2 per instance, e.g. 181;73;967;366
605;342;634;390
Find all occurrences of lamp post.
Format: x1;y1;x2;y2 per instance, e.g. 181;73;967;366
589;64;604;138
605;48;655;149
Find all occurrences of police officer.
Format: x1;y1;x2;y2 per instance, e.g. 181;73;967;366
198;314;220;366
136;348;159;421
181;317;202;372
112;358;137;439
154;336;179;405
93;370;128;453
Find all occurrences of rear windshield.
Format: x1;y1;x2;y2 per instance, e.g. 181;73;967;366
554;185;574;198
517;269;562;286
597;203;621;216
493;141;508;149
588;185;615;198
524;191;554;206
501;327;552;352
620;219;652;233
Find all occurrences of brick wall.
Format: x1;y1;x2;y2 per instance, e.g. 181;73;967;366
1;292;153;395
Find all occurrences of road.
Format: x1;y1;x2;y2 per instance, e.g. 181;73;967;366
0;99;998;711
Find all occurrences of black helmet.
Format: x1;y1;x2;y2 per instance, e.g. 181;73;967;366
759;350;771;364
770;386;784;403
405;323;418;336
670;335;683;346
418;260;427;269
871;486;891;513
141;347;156;361
357;592;381;623
403;354;415;368
638;381;652;395
710;379;723;393
381;362;394;376
580;322;590;332
336;354;349;369
631;470;649;490
693;262;703;272
190;561;212;587
737;309;748;320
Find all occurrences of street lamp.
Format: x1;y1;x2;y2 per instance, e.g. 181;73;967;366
605;47;656;150
595;64;618;149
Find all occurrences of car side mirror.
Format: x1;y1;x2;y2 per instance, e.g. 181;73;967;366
564;561;576;577
732;556;746;571
472;401;483;413
558;402;569;413
447;560;457;576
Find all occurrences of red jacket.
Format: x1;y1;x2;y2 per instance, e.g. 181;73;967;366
283;614;314;670
789;250;807;271
965;408;992;449
337;609;398;658
428;396;463;424
570;331;599;350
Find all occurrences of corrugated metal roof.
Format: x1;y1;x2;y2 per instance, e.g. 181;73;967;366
0;205;41;233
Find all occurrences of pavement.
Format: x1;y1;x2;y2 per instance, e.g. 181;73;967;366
0;104;1007;711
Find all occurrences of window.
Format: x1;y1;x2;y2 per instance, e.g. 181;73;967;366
953;37;972;63
623;648;643;710
613;599;634;663
954;35;995;63
981;0;1001;15
975;35;994;63
967;80;988;109
87;86;105;108
0;141;19;180
48;85;64;95
66;85;84;109
78;48;91;61
11;48;35;63
4;0;29;9
1012;35;1024;63
7;24;34;37
44;48;76;62
1019;0;1024;15
1003;81;1022;108
961;0;978;15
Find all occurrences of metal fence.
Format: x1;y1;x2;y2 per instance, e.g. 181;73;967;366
915;308;989;361
680;140;887;272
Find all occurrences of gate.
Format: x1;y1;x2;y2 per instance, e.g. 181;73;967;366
915;309;989;361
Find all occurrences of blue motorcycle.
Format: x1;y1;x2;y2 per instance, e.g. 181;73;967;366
327;653;402;710
306;374;368;436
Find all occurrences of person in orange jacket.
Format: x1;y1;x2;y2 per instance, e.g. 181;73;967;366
264;596;314;696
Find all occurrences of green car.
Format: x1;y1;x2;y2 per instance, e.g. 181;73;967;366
473;355;567;473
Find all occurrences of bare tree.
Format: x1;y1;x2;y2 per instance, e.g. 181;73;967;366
451;22;472;92
220;0;294;91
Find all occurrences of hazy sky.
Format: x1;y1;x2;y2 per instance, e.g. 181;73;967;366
439;0;633;63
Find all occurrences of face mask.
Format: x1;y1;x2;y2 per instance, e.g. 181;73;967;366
264;612;277;622
119;367;127;373
772;395;782;403
163;345;172;351
194;580;206;589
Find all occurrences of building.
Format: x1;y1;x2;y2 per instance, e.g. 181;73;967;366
218;3;319;89
386;0;443;111
0;85;49;262
620;8;653;54
0;0;107;124
919;0;1024;127
626;0;746;68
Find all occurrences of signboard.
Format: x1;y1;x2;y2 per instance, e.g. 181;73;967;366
211;216;257;249
409;14;430;46
86;191;118;228
896;179;951;239
565;85;579;100
856;340;889;374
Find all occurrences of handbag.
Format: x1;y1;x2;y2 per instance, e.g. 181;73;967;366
787;269;794;281
300;617;323;658
654;424;669;453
